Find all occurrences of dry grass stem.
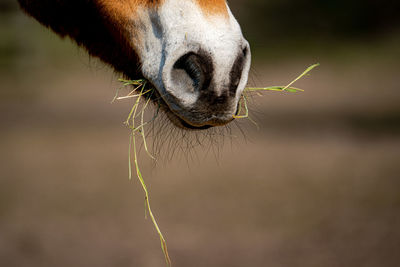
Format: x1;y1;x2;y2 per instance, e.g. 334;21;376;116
235;63;320;119
114;79;171;266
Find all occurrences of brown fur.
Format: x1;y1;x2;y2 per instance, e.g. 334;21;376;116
196;0;228;16
17;0;227;79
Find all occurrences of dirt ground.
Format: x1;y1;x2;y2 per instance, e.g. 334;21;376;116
1;12;400;267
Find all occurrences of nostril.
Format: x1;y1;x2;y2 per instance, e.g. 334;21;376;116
173;52;212;92
229;48;247;96
242;46;249;58
174;53;203;90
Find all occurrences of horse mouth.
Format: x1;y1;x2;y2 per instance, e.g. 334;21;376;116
149;89;234;130
161;102;222;130
175;116;213;130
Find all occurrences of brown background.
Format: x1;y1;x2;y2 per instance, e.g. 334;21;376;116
1;0;400;266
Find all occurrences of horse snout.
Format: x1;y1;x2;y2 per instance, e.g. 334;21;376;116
161;44;250;129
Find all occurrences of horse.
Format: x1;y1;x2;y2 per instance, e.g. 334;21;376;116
17;0;251;130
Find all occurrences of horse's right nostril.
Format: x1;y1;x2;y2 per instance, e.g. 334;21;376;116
173;52;213;92
229;46;248;96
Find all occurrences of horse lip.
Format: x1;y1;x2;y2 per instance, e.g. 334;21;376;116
172;109;234;129
179;118;213;130
161;100;235;130
149;81;235;130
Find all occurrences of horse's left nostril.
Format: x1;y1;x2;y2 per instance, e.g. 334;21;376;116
173;52;213;92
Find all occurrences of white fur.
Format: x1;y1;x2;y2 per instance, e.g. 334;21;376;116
131;0;250;121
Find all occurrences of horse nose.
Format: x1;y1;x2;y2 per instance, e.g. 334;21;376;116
162;46;250;128
171;49;247;105
172;52;213;95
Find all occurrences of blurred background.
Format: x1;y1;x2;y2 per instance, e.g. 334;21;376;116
1;0;400;266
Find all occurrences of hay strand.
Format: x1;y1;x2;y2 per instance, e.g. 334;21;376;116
115;80;171;266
